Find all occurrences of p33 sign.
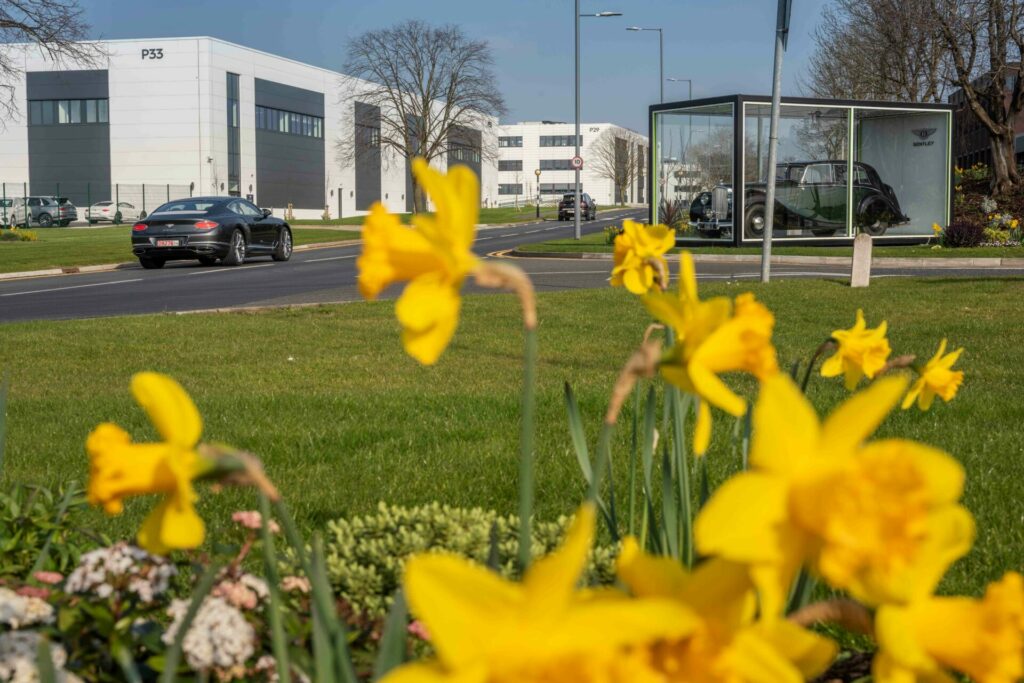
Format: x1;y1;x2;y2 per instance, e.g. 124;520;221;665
141;48;164;60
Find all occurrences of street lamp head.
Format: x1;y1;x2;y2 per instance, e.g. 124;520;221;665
594;11;622;17
534;169;542;178
626;26;643;30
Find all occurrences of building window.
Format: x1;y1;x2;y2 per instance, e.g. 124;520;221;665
498;160;523;172
539;135;582;147
498;136;523;147
498;184;523;195
28;98;108;126
256;104;324;139
449;146;481;163
540;159;574;170
539;183;581;194
356;123;380;148
226;73;241;196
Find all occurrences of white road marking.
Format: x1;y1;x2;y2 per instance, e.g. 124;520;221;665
0;278;143;297
305;255;358;263
187;264;276;276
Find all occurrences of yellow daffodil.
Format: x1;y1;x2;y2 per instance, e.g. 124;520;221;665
357;159;479;365
931;223;942;235
820;309;892;390
86;373;213;554
902;339;964;411
381;504;698;683
610;220;676;295
617;538;837;683
643;251;778;456
696;374;975;614
874;572;1024;683
1012;219;1020;229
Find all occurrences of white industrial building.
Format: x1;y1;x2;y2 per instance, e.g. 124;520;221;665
495;121;648;207
0;36;499;219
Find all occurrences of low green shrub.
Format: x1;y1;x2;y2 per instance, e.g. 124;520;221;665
941;220;986;248
0;484;101;579
308;502;617;619
604;225;624;245
0;228;38;242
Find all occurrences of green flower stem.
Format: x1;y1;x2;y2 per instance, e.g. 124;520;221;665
161;563;219;683
670;388;694;568
518;326;538;572
801;339;836;393
628;382;640;537
259;493;291;683
35;637;56;683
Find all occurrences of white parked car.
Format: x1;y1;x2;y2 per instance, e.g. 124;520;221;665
86;201;146;224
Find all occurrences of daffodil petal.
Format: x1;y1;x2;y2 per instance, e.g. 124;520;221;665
693;399;713;456
695;472;791;564
395;274;462;365
130;372;202;448
751;619;838;680
616;536;689;597
403;553;520;669
820;375;908;454
358;204;442;299
750;374;819;474
524;504;595;613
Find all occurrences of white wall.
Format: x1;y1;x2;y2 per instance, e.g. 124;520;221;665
495;122;648;206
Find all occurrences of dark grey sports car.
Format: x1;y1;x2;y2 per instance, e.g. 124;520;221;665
689;160;908;239
130;197;292;269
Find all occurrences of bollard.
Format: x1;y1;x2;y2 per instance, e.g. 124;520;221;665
850;233;873;288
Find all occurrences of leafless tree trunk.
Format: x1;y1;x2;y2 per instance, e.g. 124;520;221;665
0;0;104;123
933;0;1024;195
338;21;506;213
589;128;646;205
802;0;951;103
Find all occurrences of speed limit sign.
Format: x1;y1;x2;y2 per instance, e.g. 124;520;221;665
570;155;584;170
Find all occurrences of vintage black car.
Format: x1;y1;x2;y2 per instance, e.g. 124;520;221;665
688;161;908;239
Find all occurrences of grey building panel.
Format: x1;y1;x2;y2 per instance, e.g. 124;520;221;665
254;78;324;117
447;125;482;202
255;130;324;209
26;70;109;100
28;124;111;205
354;101;381;211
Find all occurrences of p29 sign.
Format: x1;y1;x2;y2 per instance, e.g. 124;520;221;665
141;48;164;60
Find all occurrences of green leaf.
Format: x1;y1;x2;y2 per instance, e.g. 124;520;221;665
0;371;8;475
372;589;408;680
518;327;539;572
36;636;57;683
563;382;592;484
260;493;292;683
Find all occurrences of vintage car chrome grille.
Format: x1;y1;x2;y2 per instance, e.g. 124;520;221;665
711;187;729;219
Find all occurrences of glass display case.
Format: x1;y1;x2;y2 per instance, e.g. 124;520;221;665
651;96;953;246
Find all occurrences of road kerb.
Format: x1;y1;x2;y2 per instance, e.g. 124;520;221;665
505;249;1019;269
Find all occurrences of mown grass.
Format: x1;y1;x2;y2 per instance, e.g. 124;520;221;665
518;230;1024;258
0;226;360;274
1;278;1022;597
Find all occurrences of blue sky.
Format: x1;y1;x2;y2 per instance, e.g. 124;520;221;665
81;0;830;132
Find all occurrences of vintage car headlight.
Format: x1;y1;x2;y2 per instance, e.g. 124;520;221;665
699;194;710;205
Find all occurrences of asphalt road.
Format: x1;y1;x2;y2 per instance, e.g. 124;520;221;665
2;209;1023;324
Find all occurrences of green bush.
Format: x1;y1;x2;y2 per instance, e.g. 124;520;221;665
0;484;100;579
306;502;618;619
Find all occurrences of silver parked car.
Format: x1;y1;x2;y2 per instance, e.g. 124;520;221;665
9;196;78;227
86;201;146;224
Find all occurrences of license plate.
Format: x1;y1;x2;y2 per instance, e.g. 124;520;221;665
155;239;180;247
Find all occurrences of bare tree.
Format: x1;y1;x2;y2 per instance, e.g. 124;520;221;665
338;21;506;212
0;0;104;121
803;0;950;103
933;0;1024;194
589;128;646;204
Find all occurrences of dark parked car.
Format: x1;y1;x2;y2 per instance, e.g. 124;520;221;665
689;161;908;239
131;196;292;269
10;196;78;227
558;192;597;221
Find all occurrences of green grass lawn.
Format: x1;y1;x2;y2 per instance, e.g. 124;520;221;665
518;230;1024;258
1;277;1022;597
290;204;628;226
0;226;360;274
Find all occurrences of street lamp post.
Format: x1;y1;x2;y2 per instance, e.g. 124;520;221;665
626;27;663;103
666;77;692;101
575;5;621;240
535;168;542;219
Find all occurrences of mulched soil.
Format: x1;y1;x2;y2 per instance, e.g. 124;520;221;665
955;176;1024;224
813;651;874;683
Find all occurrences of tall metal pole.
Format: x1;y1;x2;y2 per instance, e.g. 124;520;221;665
574;0;582;240
658;29;664;103
761;0;791;283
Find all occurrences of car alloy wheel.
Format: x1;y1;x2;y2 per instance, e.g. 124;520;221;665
37;213;53;227
273;228;292;261
230;231;246;264
744;203;766;238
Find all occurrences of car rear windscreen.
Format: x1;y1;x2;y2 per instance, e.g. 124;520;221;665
152;201;218;214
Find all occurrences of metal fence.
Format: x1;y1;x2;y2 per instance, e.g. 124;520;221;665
0;182;193;227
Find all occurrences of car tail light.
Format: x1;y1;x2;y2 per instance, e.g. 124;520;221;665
102;208;109;213
132;223;147;232
194;220;218;230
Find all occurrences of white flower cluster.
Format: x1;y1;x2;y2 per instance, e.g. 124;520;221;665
0;589;53;629
65;543;176;602
0;632;81;683
163;597;255;674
